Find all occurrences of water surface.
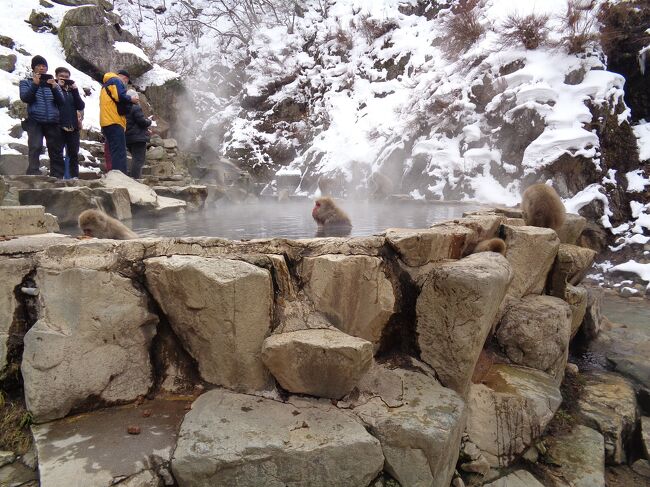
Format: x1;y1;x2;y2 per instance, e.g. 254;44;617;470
129;199;484;240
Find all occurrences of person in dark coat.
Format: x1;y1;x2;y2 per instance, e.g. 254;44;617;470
55;67;85;178
19;55;66;177
124;89;152;179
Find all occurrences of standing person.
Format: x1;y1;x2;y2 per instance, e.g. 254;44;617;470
19;55;66;177
55;67;85;179
124;89;152;179
99;69;133;174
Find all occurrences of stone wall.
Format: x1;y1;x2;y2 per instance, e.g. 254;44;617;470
0;209;600;486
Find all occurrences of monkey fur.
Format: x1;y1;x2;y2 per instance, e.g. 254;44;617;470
472;237;507;255
78;209;138;240
521;184;566;231
312;197;352;237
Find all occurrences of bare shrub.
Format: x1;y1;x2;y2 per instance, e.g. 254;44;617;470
443;1;484;56
500;12;551;50
558;0;599;54
355;13;399;43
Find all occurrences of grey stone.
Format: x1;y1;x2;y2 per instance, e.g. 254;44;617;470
0;54;17;73
496;295;572;383
565;284;588;338
548;244;596;298
0;205;58;237
0;462;38;487
145;256;273;392
642;416;650;460
545;425;606;487
385;223;474;266
22;265;157;422
262;328;373;399
631;459;650;478
353;365;466;487
0;258;33;373
0;451;15;468
0;154;28;175
556;213;587;245
416;252;512;396
171;389;384;487
483;470;544;487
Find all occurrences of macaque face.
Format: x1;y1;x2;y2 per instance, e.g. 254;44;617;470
312;200;322;219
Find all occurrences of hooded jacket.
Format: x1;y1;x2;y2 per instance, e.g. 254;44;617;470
100;72;131;129
59;86;85;130
19;77;65;124
125;104;152;144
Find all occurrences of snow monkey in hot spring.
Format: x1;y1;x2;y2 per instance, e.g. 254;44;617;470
78;209;139;240
312;197;352;237
521;183;566;231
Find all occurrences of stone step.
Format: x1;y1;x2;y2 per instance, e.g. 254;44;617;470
0;205;58;236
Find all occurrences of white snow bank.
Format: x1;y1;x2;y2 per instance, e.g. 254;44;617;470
633;121;650;161
113;41;150;63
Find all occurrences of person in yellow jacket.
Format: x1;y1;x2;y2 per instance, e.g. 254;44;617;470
100;70;134;174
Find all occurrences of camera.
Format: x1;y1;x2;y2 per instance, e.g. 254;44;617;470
39;73;53;86
63;79;75;86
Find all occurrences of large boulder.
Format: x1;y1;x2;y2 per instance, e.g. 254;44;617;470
466;364;562;467
565;284;588;338
22;266;158;422
144;256;273;392
58;6;152;81
0;205;59;236
102;170;186;214
556;213;587;244
171;389;384;487
353;365;467;487
18;186;132;224
416;252;513;396
261;328;373;399
542;425;606;487
548;244;596;298
576;372;637;464
502;225;560;297
0;258;33;372
385;223;474;266
299;254;395;345
483;471;545;487
580;286;603;340
496;295;572;383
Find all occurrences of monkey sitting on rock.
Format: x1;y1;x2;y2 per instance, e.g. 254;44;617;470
521;183;566;231
471;237;506;256
78;209;138;240
312;197;352;237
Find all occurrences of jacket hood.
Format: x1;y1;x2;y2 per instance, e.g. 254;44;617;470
103;72;119;83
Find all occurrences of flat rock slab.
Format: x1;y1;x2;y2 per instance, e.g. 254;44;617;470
32;398;188;487
483;470;544;487
172;389;384;487
0;205;58;236
545;425;605;487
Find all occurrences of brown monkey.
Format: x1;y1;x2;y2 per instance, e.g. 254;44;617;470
312;197;352;237
521;183;566;230
472;238;506;255
78;209;138;240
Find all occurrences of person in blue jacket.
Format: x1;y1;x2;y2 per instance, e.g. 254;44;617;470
55;67;85;179
19;55;66;177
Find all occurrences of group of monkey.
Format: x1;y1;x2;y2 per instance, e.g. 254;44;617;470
78;183;565;245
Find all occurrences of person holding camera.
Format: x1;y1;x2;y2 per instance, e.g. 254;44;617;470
19;55;66;177
55;67;85;179
124;89;152;179
100;69;133;174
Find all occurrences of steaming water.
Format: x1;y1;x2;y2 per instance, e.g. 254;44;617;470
128;199;484;239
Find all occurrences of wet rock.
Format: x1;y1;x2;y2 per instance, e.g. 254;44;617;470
631;459;650;478
385;223;474;266
565;284;588;338
262;328;373;399
416;252;512;395
0;205;58;237
641;416;650;460
0;461;38;487
145;255;273;392
353;365;466;487
0;258;33;372
544;425;605;487
32;398;185;486
503;225;560;297
152;185;207;211
299;254;395;345
497;295;572;383
171;389;384;487
548;244;596;298
576;372;637;464
22;264;158;422
466;364;562;467
18;186;132;224
483;470;545;487
103;170;186;214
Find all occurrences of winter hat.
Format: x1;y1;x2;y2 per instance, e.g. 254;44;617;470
31;55;48;70
117;69;130;80
126;89;139;100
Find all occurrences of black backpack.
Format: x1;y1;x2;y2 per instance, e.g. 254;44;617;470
103;83;131;116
